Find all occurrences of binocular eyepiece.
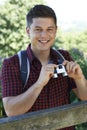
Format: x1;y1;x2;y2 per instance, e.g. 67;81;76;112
54;64;68;78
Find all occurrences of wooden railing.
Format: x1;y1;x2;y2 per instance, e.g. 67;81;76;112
0;101;87;130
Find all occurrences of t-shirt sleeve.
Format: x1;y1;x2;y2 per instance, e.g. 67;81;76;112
1;56;23;98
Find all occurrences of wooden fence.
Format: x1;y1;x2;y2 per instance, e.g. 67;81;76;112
0;101;87;130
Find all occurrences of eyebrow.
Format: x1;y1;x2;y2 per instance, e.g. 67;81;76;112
35;26;55;28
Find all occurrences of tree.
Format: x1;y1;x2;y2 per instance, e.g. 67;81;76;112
0;0;44;58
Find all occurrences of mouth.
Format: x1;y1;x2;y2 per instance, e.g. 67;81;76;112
38;40;50;44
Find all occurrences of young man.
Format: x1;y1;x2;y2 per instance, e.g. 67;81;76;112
1;4;87;130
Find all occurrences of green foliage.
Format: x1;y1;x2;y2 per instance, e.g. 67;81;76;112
54;30;87;55
0;0;87;129
75;122;87;130
0;0;44;57
69;48;87;130
70;48;87;79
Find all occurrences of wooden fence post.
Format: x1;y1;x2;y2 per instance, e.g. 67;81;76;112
0;101;87;130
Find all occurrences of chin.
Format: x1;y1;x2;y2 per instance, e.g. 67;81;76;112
38;46;50;51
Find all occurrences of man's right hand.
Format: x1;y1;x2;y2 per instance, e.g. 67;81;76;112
37;64;58;86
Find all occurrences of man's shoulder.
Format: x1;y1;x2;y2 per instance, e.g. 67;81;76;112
58;49;72;61
3;54;19;66
58;49;70;55
58;49;69;54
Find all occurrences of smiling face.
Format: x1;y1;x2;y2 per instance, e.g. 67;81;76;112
26;17;57;53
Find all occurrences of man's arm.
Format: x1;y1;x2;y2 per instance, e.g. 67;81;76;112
3;80;45;117
2;64;57;117
72;75;87;100
63;60;87;100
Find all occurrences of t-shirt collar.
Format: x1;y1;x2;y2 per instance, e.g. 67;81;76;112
27;44;61;64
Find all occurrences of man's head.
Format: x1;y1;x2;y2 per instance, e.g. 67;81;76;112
26;5;57;52
26;4;57;27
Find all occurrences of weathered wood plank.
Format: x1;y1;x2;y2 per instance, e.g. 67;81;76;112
0;101;87;130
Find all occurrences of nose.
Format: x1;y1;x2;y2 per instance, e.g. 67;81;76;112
40;30;48;37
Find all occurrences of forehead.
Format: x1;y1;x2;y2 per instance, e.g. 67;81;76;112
30;18;56;28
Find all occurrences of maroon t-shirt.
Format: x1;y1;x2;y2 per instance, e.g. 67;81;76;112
1;45;76;130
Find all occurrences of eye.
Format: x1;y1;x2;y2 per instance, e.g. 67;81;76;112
35;28;41;32
47;28;54;33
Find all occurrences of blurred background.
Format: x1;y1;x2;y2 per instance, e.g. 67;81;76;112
0;0;87;129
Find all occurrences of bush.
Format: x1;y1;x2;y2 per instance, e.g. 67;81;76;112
69;48;87;130
70;48;87;79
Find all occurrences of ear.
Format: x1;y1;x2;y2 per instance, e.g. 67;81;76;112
26;27;30;36
55;25;58;36
55;25;58;32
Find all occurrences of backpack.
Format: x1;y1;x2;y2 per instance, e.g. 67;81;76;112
18;50;30;87
17;49;65;88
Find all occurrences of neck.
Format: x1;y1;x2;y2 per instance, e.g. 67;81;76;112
32;49;50;65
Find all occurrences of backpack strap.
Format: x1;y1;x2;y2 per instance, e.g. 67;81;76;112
53;49;65;63
18;50;30;88
55;49;72;92
17;49;65;88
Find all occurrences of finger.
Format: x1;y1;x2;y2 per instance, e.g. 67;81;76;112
63;60;76;73
69;61;76;72
62;60;68;66
49;73;54;78
71;62;79;73
46;67;54;72
64;61;72;73
47;63;58;68
44;64;56;75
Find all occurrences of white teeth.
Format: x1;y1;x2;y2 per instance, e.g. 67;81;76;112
41;41;47;43
39;40;49;43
